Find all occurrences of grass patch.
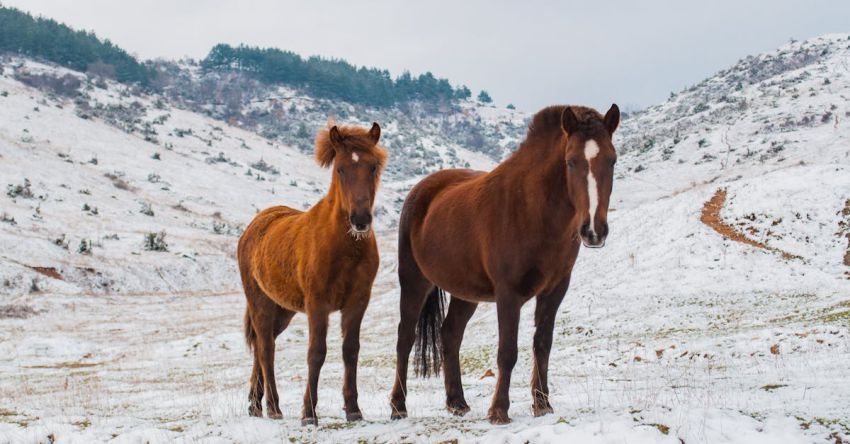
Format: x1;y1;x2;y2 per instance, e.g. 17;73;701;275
459;346;494;374
760;383;788;392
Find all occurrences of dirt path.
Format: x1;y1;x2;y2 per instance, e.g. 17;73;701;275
700;188;801;260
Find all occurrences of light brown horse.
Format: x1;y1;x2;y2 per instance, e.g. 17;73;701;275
389;104;619;424
238;122;386;425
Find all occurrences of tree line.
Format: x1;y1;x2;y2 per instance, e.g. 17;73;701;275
0;5;493;108
0;6;153;85
200;44;476;108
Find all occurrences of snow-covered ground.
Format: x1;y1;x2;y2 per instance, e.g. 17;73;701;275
1;35;849;443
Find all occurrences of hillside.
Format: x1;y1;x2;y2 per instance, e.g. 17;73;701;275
0;33;849;444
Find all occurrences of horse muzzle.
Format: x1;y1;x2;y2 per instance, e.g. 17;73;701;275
580;221;608;248
349;212;372;233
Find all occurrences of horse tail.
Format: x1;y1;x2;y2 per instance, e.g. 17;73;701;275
244;308;256;351
414;287;446;378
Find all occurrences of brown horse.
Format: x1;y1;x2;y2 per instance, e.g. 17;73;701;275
389;104;620;424
238;121;386;425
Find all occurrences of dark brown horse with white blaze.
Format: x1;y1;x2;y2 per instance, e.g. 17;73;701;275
238;122;386;425
389;104;620;424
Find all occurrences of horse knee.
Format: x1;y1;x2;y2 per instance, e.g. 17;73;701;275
308;346;327;368
498;347;518;369
342;340;359;364
532;335;552;355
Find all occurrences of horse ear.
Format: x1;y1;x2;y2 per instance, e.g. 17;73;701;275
368;122;381;144
604;103;620;134
561;106;579;135
329;125;344;147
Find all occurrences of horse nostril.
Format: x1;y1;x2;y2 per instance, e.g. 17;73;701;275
600;222;609;238
356;223;367;231
580;222;591;237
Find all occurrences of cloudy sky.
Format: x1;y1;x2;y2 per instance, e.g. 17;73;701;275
5;0;849;111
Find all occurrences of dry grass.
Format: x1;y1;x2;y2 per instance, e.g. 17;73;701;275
0;304;39;319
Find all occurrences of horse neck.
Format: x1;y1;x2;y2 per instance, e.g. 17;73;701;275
312;178;350;236
489;130;575;227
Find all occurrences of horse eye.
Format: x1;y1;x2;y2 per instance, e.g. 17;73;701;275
337;167;344;174
567;159;576;168
370;165;378;174
611;159;617;167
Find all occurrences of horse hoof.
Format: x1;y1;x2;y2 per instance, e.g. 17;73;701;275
248;407;263;417
390;410;407;420
533;405;554;417
446;402;470;417
301;417;318;426
346;411;363;422
488;410;511;425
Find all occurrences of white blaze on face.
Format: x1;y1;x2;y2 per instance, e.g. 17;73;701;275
584;140;600;233
352;152;359;163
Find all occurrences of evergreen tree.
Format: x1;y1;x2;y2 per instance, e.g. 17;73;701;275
477;90;493;103
0;6;152;85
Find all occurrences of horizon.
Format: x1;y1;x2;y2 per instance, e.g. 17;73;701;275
3;1;850;112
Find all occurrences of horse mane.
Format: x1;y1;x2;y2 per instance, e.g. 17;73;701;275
524;105;607;145
491;105;609;184
315;124;388;168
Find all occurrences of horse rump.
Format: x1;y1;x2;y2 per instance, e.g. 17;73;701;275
414;287;446;378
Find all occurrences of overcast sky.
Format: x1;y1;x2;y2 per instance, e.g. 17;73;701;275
5;0;849;112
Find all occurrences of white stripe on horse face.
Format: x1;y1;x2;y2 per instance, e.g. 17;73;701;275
352;152;359;162
584;140;600;232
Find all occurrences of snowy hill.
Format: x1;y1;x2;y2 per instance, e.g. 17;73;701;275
1;35;849;443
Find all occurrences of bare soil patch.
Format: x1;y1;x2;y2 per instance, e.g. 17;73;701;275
700;188;801;260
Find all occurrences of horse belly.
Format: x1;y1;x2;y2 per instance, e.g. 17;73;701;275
249;213;308;313
414;210;494;302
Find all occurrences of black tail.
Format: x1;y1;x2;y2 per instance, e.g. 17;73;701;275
414;287;446;378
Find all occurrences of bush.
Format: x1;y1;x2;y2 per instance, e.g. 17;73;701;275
139;202;154;216
143;231;168;251
477;90;493;103
77;238;92;255
6;179;33;199
250;158;279;175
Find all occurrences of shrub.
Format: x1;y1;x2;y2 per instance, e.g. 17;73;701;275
78;239;92;255
1;213;16;225
82;203;98;215
52;234;69;249
139;202;154;216
143;231;168;251
6;179;33;199
250;158;279;175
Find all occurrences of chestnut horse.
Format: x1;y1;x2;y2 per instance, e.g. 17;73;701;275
238;122;386;425
389;104;620;424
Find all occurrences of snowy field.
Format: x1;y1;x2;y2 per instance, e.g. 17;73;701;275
1;35;850;443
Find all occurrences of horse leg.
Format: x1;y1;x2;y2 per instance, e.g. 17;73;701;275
389;266;432;419
441;296;477;416
247;286;295;418
488;290;522;424
340;299;368;422
301;309;329;426
531;277;569;417
248;350;264;417
255;327;282;419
